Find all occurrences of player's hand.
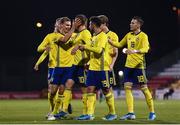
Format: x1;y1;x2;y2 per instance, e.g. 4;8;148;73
109;64;114;71
45;45;51;52
84;63;89;72
122;48;139;54
71;45;79;55
108;37;113;45
71;20;76;30
124;49;134;55
74;18;81;28
34;65;39;71
109;48;117;57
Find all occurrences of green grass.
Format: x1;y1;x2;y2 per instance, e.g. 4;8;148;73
0;99;180;124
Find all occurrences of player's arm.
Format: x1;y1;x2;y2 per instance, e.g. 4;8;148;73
84;33;106;54
124;34;150;54
108;34;127;48
80;34;106;54
81;31;92;45
82;45;103;54
71;30;92;55
58;20;81;43
34;51;48;71
37;35;50;52
110;47;118;70
109;33;119;70
138;34;150;53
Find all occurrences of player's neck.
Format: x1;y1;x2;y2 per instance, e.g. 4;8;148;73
59;29;66;35
133;29;141;35
78;25;86;32
94;28;102;35
103;27;109;34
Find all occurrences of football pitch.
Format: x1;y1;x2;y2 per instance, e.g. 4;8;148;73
0;99;180;124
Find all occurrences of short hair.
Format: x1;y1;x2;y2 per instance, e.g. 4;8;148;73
89;16;102;27
98;15;109;26
132;16;144;26
56;17;71;24
75;14;87;25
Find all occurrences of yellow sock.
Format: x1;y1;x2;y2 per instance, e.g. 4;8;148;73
93;93;96;112
82;93;87;115
105;91;116;114
48;92;55;112
125;85;134;113
62;89;72;112
141;86;155;113
87;93;96;115
52;94;64;115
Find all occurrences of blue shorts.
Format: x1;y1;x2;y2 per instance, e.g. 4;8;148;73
72;65;86;86
123;67;148;84
48;68;55;83
109;70;116;87
86;70;111;90
52;67;74;85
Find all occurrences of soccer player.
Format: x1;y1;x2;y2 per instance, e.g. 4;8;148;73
54;14;94;120
108;16;156;120
64;14;92;119
77;16;117;120
46;17;76;120
98;15;119;120
34;20;62;117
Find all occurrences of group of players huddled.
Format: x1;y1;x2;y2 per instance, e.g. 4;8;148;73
34;14;156;121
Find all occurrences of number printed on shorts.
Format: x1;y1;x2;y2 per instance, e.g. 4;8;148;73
109;77;113;85
137;75;144;83
78;77;85;84
102;80;110;88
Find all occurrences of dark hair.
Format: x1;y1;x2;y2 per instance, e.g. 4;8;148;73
75;14;87;25
56;17;71;24
98;15;109;26
132;16;144;26
89;16;102;27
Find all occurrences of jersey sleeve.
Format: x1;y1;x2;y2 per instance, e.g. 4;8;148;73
81;31;92;45
84;33;107;54
139;34;150;53
112;33;127;48
37;34;50;52
35;51;48;66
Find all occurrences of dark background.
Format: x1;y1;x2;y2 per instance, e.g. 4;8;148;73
0;0;179;91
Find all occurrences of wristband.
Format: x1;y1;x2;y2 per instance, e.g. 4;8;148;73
122;48;127;53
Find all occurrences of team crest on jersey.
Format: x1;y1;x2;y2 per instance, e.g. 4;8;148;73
136;37;140;42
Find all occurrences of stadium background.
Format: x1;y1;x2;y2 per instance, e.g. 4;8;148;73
0;0;179;95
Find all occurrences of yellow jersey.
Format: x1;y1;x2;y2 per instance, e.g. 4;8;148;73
55;33;76;67
106;31;119;65
72;29;92;66
113;31;150;69
37;32;60;68
84;31;110;71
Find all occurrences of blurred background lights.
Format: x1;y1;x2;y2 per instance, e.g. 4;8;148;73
172;6;177;11
118;70;123;77
36;22;42;28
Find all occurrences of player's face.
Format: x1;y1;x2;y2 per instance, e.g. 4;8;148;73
89;21;94;32
130;19;140;31
100;23;106;31
75;18;82;29
61;21;71;33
